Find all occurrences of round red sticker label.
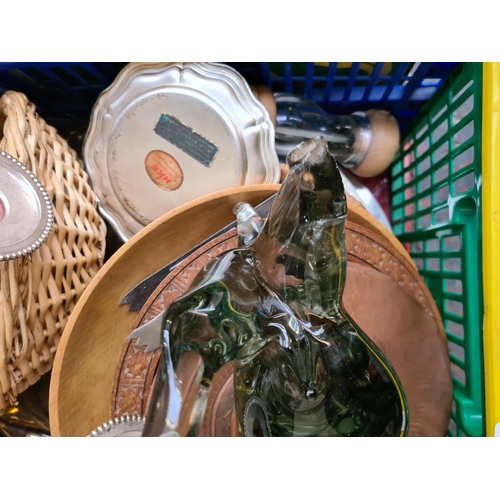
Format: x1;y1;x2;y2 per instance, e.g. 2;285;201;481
145;150;183;191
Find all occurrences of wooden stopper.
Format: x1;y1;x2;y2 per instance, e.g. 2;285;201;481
351;110;400;178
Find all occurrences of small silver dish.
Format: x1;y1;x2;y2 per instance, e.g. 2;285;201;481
88;415;146;437
84;62;280;241
0;151;53;261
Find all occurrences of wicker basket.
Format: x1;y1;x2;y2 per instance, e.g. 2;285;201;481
0;90;106;413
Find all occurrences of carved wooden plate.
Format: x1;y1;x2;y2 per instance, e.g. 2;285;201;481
111;221;450;436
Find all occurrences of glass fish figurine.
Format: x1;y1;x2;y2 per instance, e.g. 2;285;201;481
142;137;409;437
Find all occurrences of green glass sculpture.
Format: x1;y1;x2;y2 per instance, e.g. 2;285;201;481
142;137;409;437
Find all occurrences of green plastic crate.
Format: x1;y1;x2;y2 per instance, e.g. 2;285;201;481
390;63;484;437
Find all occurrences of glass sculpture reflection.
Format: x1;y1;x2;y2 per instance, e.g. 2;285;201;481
142;137;409;437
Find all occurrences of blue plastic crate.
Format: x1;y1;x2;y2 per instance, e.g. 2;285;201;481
0;62;127;120
0;62;459;129
229;62;460;131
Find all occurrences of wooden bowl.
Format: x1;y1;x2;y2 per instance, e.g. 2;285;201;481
49;184;420;437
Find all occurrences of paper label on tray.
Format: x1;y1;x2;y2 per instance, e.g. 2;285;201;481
154;113;219;168
145;150;184;191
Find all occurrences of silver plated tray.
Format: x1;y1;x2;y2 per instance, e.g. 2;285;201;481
84;62;280;241
0;151;53;261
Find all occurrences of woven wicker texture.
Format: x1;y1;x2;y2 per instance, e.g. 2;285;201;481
0;91;106;412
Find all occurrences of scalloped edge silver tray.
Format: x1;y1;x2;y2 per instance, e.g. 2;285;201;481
84;62;280;242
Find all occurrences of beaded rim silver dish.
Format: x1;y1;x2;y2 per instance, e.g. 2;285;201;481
88;415;146;437
0;151;54;261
